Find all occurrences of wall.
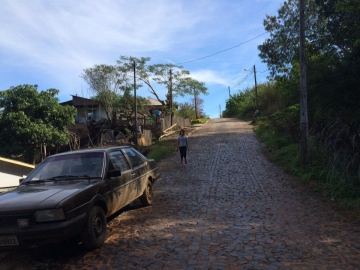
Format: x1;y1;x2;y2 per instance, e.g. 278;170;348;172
0;157;35;188
161;115;191;131
76;107;108;123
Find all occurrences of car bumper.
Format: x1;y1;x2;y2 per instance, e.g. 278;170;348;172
0;213;87;247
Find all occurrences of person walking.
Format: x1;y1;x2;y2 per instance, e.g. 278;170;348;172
176;129;189;165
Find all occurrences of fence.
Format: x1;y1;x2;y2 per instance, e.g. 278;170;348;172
139;115;191;146
161;115;191;131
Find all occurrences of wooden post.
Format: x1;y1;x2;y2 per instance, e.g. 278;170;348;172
169;69;173;126
299;0;309;168
134;61;138;145
253;65;258;110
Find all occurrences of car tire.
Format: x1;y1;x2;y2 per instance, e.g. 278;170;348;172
139;180;153;206
81;205;107;249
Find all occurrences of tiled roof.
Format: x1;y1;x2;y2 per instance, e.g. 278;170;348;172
147;97;163;106
60;95;101;107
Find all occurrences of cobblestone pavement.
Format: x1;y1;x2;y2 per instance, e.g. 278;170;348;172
1;118;360;269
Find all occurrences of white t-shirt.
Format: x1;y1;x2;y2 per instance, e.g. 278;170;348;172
178;135;187;147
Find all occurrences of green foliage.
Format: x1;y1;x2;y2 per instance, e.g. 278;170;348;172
0;85;76;160
258;0;326;77
178;77;208;98
224;81;298;122
255;119;360;221
223;88;254;118
82;64;130;129
140;141;174;162
265;104;300;143
253;0;360;219
258;0;360;121
311;115;360;186
124;127;132;136
191;118;208;124
176;102;195;120
117;56;208;110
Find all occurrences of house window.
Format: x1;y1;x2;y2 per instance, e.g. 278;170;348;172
87;110;97;122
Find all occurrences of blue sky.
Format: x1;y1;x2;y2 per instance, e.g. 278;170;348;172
0;0;283;119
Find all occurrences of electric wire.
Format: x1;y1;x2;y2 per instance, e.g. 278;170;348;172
177;32;267;65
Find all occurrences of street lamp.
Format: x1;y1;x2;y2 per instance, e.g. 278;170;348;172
245;66;258;110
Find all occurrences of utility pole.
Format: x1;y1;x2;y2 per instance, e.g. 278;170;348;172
194;88;198;119
253;65;258;110
219;105;221;118
133;61;138;145
228;86;231;98
299;0;309;168
169;69;173;126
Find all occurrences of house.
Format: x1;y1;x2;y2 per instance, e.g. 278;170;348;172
60;95;108;124
0;157;35;188
144;97;166;122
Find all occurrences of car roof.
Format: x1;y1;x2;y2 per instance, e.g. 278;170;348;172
49;146;132;157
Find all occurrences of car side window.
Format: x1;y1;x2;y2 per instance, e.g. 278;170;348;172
109;151;131;171
123;149;145;168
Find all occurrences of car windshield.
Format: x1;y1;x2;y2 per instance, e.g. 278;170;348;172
24;152;105;183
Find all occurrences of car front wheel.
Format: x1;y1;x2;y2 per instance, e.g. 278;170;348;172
139;180;153;207
81;205;107;249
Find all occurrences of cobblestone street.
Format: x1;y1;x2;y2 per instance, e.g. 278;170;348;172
1;118;360;269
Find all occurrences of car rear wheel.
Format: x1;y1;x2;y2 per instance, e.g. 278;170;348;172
139;180;153;206
81;205;107;249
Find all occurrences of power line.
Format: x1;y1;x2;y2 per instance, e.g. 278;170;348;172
177;32;268;65
231;68;251;81
258;69;269;73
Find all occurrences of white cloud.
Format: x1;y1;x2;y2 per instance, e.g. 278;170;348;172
0;0;284;117
190;69;229;87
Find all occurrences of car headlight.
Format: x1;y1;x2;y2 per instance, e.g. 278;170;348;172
35;209;65;222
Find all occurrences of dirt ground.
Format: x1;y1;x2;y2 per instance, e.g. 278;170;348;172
1;118;359;269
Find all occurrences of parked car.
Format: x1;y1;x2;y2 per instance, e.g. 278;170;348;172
0;146;159;249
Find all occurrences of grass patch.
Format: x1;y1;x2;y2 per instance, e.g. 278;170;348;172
191;118;208;124
138;123;201;163
138;139;176;163
254;122;360;223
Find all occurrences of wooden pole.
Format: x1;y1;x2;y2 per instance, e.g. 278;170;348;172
134;61;138;145
253;65;258;110
299;0;309;168
169;69;173;126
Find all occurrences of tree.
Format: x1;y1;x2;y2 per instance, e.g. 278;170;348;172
258;0;360;118
223;88;255;118
177;77;208;119
117;57;163;102
191;97;205;119
117;56;207;114
0;85;76;163
258;0;324;78
257;0;360;179
116;88;149;125
176;102;195;119
81;64;130;129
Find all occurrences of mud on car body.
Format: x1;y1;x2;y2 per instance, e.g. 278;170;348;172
0;146;159;249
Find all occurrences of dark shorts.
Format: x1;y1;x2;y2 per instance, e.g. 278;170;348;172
179;146;187;159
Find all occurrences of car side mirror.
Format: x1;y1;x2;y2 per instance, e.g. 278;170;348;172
107;170;121;178
19;178;25;185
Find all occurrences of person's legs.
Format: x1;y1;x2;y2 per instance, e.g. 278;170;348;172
180;147;186;165
184;147;187;164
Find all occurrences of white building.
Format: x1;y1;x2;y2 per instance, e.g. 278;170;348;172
60;95;108;123
0;157;35;188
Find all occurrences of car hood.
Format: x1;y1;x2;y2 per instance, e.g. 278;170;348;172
0;181;99;212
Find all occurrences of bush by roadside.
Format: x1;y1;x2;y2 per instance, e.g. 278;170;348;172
254;120;360;223
138;123;200;163
191;118;209;124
